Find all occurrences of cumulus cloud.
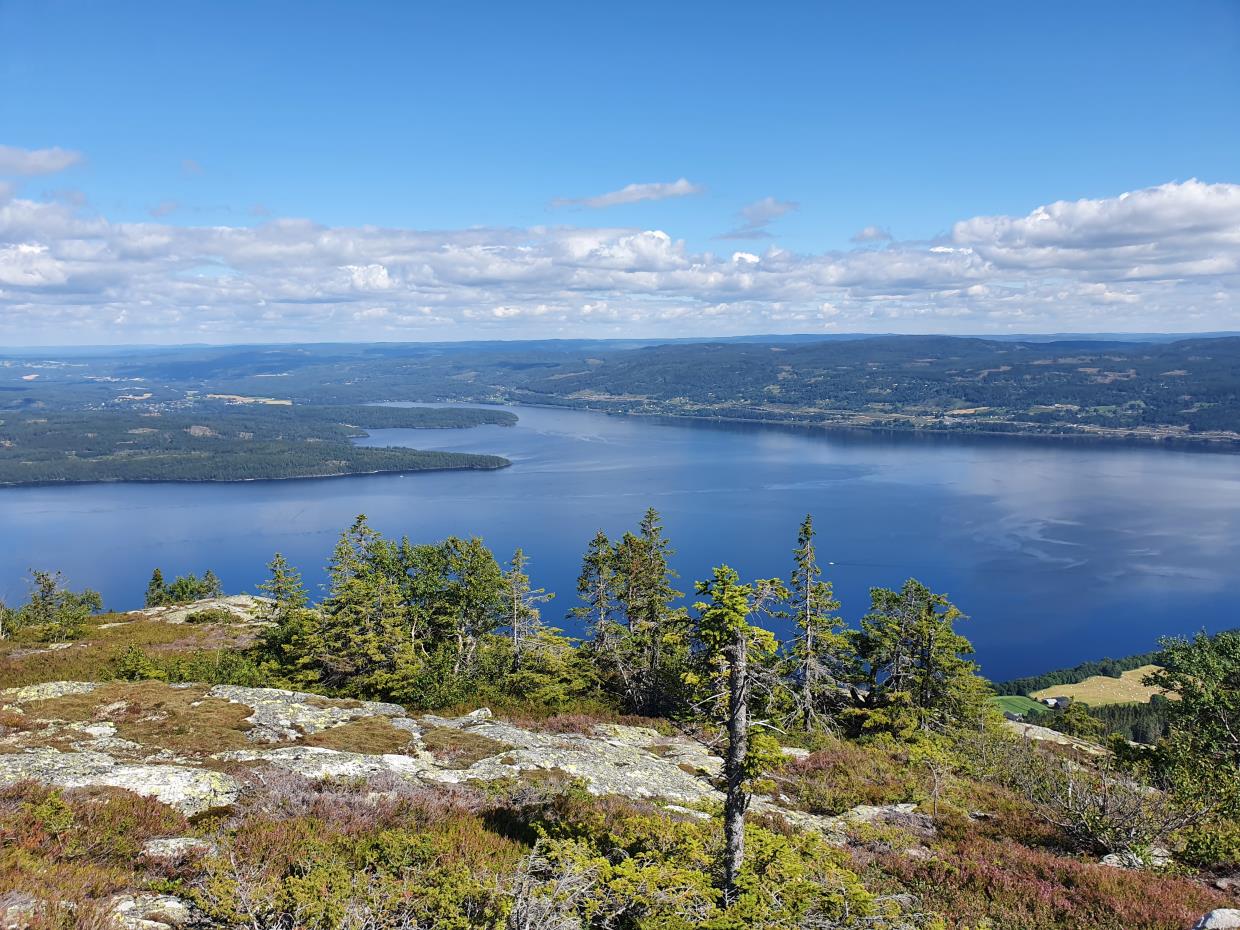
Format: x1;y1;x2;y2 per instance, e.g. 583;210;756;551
553;178;703;208
0;177;1237;343
0;145;84;176
852;225;893;243
718;197;798;239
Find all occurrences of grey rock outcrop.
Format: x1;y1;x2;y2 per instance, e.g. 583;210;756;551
0;681;98;704
134;595;272;625
207;684;406;742
1194;911;1240;930
0;682;929;844
0;749;239;815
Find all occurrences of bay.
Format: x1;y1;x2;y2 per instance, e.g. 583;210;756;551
2;403;1238;681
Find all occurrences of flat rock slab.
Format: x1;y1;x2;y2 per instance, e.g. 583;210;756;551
134;595;273;625
207;684;408;742
0;749;239;815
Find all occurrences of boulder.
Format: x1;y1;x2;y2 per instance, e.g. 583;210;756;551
109;894;193;930
141;837;217;861
1194;911;1240;930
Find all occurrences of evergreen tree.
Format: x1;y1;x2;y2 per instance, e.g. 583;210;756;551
611;508;687;714
300;515;410;692
689;566;786;905
848;578;990;736
257;552;309;621
203;569;222;598
785;514;848;731
144;568;168;608
18;570;103;641
503;548;554;669
440;535;506;677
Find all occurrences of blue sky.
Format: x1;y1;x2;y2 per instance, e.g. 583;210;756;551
1;0;1239;343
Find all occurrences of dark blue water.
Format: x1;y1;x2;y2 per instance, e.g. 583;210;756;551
2;404;1238;681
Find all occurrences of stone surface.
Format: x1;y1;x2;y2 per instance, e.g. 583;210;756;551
1;681;98;704
1194;910;1240;930
109;894;193;930
1003;718;1108;756
207;684;407;742
0;893;36;930
141;837;217;861
133;595;272;625
0;749;239;815
0;683;928;846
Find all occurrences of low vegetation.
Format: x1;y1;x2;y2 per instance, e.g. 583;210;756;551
0;509;1236;929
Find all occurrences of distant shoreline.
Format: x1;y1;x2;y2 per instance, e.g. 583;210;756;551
0;458;511;490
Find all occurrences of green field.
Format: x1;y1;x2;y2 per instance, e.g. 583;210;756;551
992;694;1046;716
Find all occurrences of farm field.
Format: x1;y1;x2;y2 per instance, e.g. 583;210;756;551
1030;664;1173;706
992;694;1045;716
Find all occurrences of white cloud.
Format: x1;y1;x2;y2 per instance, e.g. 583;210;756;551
0;177;1237;343
718;196;798;239
851;225;892;243
553;178;703;209
0;145;84;177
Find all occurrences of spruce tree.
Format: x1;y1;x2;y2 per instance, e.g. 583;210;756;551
504;548;554;669
786;515;848;731
144;568;168;608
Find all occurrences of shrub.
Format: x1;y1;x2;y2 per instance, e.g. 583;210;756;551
775;738;927;815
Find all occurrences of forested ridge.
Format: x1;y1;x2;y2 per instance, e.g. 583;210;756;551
6;334;1240;488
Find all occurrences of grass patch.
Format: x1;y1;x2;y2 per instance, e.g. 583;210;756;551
993;695;1046;716
419;726;511;768
1030;665;1173;706
26;681;255;755
302;717;416;755
0;615;255;688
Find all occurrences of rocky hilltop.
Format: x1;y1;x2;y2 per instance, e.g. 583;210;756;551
0;596;1235;930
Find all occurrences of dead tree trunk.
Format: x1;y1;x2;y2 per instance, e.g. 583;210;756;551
723;623;749;904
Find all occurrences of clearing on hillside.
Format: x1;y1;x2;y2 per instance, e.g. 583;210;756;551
1030;664;1174;706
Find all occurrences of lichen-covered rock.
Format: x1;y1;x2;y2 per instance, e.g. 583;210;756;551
0;681;98;704
1003;718;1108;756
0;892;36;930
216;745;433;781
0;749;239;815
133;595;272;625
141;837;217;861
207;685;407;742
108;893;193;930
1195;910;1240;930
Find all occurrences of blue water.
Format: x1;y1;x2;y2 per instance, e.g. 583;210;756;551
2;404;1238;681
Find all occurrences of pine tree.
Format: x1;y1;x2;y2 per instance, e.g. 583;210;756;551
690;566;786;905
785;515;848;731
144;568;168;608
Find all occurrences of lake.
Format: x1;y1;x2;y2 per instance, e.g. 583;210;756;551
2;404;1238;682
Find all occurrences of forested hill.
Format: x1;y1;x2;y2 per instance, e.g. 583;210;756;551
5;334;1240;485
502;335;1240;444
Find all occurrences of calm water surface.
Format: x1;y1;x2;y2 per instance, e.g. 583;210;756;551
2;404;1238;681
